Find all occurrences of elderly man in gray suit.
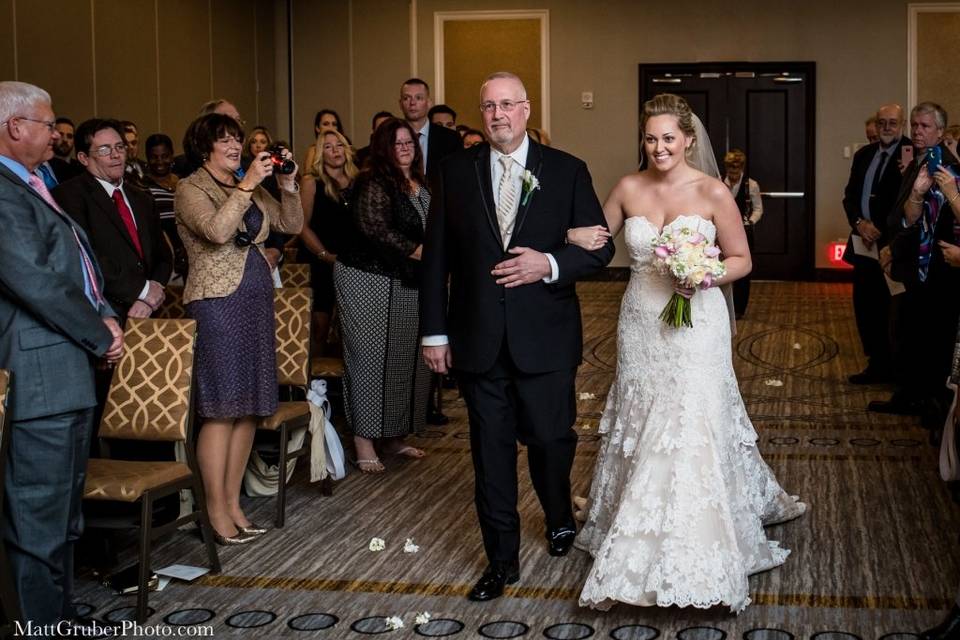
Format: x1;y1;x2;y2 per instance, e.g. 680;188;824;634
0;81;123;627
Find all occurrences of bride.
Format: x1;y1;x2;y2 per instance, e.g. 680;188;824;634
566;94;805;613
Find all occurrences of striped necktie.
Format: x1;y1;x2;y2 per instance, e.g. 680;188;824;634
497;155;518;249
28;173;104;307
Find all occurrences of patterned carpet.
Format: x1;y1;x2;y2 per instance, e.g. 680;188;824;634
72;281;959;638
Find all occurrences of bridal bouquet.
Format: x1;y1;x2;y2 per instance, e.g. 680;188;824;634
651;228;726;328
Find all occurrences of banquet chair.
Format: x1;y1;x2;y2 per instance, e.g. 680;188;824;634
258;287;317;528
82;318;220;622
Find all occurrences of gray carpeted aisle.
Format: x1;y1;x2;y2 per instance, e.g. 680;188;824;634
72;281;960;638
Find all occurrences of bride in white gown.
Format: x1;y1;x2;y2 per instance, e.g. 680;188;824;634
566;94;805;614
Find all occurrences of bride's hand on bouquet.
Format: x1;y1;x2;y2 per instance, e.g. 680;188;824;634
673;283;695;299
566;225;611;251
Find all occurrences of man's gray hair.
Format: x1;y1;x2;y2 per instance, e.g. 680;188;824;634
198;98;230;116
0;81;51;124
912;101;947;130
480;72;527;99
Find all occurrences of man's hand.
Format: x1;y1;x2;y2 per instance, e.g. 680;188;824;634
143;280;165;309
103;317;124;364
422;345;452;374
127;300;153;318
491;247;551;288
857;220;881;244
939;240;960;268
263;248;282;269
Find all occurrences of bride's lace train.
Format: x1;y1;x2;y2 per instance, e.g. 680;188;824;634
576;216;805;613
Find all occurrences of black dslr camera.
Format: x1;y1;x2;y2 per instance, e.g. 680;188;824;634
267;143;296;175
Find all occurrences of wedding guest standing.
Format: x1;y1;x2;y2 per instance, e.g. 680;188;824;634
723;149;763;318
303;109;345;174
335;118;430;473
142;133;187;279
176;113;302;544
299;129;358;351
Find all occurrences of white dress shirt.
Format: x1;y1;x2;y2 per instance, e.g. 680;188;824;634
417;121;430;172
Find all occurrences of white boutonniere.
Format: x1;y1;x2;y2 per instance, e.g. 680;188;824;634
521;170;540;206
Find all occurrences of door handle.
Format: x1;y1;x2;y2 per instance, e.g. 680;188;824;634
652;78;682;84
760;192;805;198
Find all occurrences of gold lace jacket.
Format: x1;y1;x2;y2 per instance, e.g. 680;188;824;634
175;168;303;304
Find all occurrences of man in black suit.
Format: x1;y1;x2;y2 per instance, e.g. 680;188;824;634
841;103;910;384
49;117;82;182
399;78;463;424
0;81;123;627
421;72;614;601
53;119;170;320
399;78;462;192
874;102;960;426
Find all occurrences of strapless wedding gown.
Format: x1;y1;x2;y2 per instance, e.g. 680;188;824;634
576;215;805;614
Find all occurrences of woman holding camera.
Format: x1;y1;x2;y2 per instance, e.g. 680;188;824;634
175;113;303;544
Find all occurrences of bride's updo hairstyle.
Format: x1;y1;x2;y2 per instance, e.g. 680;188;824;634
641;93;697;150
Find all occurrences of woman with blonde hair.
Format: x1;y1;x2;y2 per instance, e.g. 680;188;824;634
567;93;804;612
298;128;359;350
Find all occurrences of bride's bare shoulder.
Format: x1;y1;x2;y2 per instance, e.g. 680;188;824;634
612;171;651;195
693;172;732;202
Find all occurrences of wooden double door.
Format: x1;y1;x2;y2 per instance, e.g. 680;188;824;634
640;63;816;280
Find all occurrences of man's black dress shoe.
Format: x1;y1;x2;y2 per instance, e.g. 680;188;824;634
427;409;449;426
547;527;577;557
921;604;960;639
468;569;519;601
867;398;921;415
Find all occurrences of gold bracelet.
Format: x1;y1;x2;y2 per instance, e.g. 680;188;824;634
909;197;924;204
236;184;255;193
950;192;960;204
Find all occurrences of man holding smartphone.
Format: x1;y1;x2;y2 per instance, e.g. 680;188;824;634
874;102;960;428
841;104;910;385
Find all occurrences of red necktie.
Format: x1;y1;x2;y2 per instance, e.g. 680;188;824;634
112;188;143;259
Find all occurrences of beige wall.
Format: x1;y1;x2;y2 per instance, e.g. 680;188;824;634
313;0;957;270
917;11;960;124
2;0;276;154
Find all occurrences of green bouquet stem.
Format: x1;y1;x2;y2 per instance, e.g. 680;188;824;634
659;292;693;328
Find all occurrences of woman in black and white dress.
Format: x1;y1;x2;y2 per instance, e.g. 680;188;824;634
334;118;431;473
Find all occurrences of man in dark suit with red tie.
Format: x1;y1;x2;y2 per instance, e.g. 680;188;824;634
0;81;123;628
52;119;171;320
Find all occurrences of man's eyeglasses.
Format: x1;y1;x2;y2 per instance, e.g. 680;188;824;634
479;100;529;114
1;116;57;132
877;119;901;128
90;143;127;157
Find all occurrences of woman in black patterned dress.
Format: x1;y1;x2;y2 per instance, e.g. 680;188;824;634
334;118;431;473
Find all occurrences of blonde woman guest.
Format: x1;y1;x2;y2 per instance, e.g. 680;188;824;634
303;109;345;174
243;126;272;166
298;129;358;350
176;113;303;544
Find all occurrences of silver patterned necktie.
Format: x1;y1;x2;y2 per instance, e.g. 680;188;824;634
497;155;518;249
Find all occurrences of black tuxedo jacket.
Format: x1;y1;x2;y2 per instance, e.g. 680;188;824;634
52;172;172;317
425;122;462;189
421;140;614;374
841;136;911;263
887;141;960;288
49;157;82;183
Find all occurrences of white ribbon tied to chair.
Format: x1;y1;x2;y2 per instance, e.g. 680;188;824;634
307;379;346;481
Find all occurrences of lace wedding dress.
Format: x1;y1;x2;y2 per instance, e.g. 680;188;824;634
576;214;805;614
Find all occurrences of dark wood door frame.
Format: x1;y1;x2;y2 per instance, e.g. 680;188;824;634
639;61;817;280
